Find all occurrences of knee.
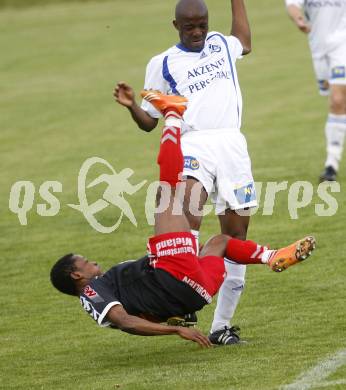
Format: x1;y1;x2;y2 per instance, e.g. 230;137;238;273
208;234;230;248
329;90;346;114
200;234;230;257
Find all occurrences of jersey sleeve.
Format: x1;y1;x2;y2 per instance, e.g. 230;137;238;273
140;55;168;118
224;35;244;60
80;281;122;327
285;0;304;7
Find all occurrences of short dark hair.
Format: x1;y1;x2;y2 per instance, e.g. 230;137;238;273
50;254;78;296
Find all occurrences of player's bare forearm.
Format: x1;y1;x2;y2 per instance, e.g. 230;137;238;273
113;81;158;131
107;305;180;336
230;0;251;55
286;4;311;33
106;306;211;347
127;102;158;132
121;318;181;336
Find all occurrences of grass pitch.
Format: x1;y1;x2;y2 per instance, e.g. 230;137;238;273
1;1;345;389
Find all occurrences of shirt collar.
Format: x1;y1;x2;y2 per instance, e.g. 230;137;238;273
176;42;204;53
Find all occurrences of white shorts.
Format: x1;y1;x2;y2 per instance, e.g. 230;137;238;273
181;129;257;214
312;42;346;96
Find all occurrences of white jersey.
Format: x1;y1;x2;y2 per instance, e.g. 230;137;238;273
286;0;346;58
141;31;244;133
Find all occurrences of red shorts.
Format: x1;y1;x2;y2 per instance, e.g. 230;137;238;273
148;232;226;304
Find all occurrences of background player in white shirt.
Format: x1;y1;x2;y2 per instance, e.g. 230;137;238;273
285;0;346;181
114;0;254;345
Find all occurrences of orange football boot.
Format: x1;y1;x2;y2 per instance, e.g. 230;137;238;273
140;90;188;116
268;236;316;272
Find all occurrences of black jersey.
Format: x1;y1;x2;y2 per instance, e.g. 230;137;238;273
79;256;207;327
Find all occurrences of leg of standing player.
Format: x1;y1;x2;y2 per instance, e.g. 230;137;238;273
321;83;346;181
181;160;250;343
209;209;249;335
314;51;346;181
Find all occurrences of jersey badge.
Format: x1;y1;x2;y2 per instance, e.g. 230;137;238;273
83;285;104;302
184;156;200;170
209;44;221;53
234;182;256;205
332;66;346;79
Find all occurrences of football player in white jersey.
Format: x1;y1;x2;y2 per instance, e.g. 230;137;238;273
114;0;254;345
286;0;346;181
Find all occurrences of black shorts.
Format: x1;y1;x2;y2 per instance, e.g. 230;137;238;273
117;257;214;321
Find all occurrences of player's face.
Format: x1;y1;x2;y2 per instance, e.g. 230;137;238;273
73;255;103;279
174;15;209;52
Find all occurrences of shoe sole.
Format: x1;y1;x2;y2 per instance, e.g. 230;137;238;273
271;236;316;273
140;90;187;115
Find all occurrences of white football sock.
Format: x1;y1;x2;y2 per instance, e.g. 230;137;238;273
325;114;346;170
261;249;277;264
210;260;246;333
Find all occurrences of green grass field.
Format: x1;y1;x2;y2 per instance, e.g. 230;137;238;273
1;1;345;389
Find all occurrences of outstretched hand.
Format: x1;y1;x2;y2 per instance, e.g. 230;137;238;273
177;327;213;348
113;82;136;107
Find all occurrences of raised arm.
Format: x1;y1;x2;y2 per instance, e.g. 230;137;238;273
286;3;311;34
230;0;251;55
106;305;212;347
113;82;158;132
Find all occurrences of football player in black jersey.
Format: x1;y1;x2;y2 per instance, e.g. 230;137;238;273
50;91;315;347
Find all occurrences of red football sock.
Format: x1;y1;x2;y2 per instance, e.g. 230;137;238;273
157;109;184;187
226;238;266;264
